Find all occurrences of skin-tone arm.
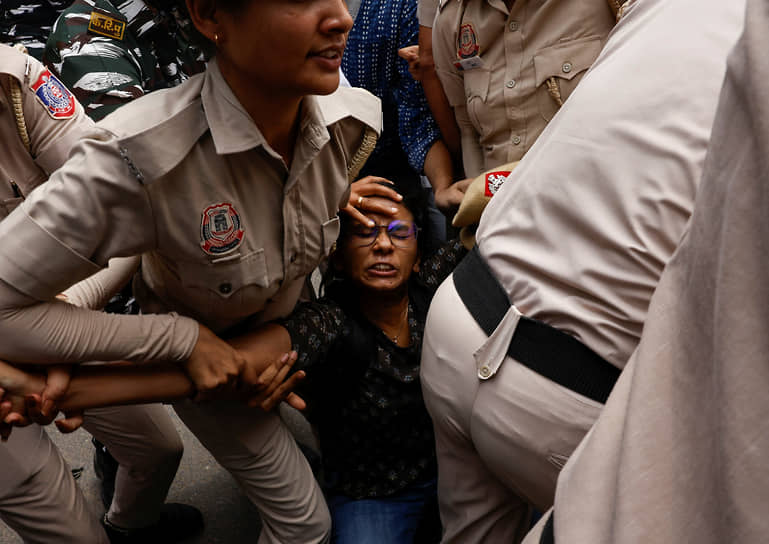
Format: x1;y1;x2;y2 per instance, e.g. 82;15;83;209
398;28;461;156
0;324;305;439
423;139;471;214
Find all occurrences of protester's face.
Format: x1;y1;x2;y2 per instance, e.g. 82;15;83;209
215;0;352;98
338;200;421;293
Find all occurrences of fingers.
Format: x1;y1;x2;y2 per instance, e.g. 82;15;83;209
455;177;473;192
341;204;375;227
260;370;306;412
398;45;422;80
246;352;304;411
25;393;58;426
186;325;246;402
397;45;419;61
283;391;307;412
345;177;403;223
245;351;295;406
54;411;84;434
352;176;403;201
37;365;70;424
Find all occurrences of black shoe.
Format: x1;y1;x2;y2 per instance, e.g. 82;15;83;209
103;503;204;544
92;438;119;508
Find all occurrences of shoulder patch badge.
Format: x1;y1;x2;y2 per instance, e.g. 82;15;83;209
457;23;480;59
484;170;511;197
88;11;126;40
30;70;76;119
200;202;245;255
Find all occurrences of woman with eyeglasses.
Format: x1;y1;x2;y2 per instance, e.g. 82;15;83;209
0;181;466;542
279;182;466;543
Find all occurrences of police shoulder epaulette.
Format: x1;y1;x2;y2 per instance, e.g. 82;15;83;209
314;87;382;181
315;86;382;134
104;81;208;184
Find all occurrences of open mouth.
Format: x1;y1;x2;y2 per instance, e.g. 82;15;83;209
369;263;397;272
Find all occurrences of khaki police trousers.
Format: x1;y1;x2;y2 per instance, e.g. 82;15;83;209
173;399;330;544
83;403;184;529
0;403;183;542
420;277;602;544
0;425;109;543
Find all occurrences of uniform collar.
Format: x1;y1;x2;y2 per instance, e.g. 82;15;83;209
201;57;331;156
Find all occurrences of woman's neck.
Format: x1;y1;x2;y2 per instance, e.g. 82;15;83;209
358;288;410;343
217;59;303;167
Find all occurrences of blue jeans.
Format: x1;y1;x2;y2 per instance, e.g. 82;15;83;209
327;478;440;544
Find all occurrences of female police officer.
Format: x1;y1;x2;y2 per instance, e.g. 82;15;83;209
0;0;382;542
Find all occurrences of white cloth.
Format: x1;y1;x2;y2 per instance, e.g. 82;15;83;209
525;0;769;541
476;0;746;369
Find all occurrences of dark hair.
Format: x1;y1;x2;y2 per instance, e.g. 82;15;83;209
172;0;252;58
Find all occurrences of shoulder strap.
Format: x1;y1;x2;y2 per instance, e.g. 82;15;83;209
10;45;31;154
347;126;377;182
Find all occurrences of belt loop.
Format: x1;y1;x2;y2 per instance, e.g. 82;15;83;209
473;303;522;380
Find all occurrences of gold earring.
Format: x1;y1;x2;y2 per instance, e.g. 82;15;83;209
214;32;220;45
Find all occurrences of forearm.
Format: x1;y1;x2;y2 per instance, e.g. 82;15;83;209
60;324;292;409
229;323;293;375
423;140;455;193
0;278;198;365
61;363;193;412
61;256;140;310
419;26;461;156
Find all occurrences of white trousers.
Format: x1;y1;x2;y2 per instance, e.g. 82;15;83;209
420;277;602;543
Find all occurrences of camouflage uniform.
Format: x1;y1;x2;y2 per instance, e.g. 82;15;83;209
0;0;69;60
44;0;205;120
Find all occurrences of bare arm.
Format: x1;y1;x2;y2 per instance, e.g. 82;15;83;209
0;323;301;420
417;26;461;156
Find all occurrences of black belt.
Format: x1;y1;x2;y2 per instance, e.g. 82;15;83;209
452;246;620;404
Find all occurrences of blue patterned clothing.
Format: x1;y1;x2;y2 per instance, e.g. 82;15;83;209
343;0;441;188
281;240;466;499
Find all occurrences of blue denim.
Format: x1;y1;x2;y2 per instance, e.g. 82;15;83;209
327;479;440;544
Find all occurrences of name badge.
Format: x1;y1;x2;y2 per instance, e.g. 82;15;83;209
454;56;485;71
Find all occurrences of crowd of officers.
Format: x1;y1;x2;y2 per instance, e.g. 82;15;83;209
1;0;767;542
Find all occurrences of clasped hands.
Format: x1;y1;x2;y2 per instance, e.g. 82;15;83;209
184;324;306;410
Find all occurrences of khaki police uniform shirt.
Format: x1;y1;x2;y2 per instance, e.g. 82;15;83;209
0;44;94;216
417;0;439;27
0;57;381;365
537;2;760;542
473;0;743;375
432;0;614;177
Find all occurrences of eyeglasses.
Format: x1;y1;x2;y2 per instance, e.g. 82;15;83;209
349;220;419;248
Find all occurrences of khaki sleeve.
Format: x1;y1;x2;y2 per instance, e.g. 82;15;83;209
62;255;141;310
20;55;97;174
0;278;198;364
0;132;200;364
418;0;440;28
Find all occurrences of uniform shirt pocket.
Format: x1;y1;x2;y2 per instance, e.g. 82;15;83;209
180;248;270;300
321;216;340;256
534;37;603;122
463;68;491;137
